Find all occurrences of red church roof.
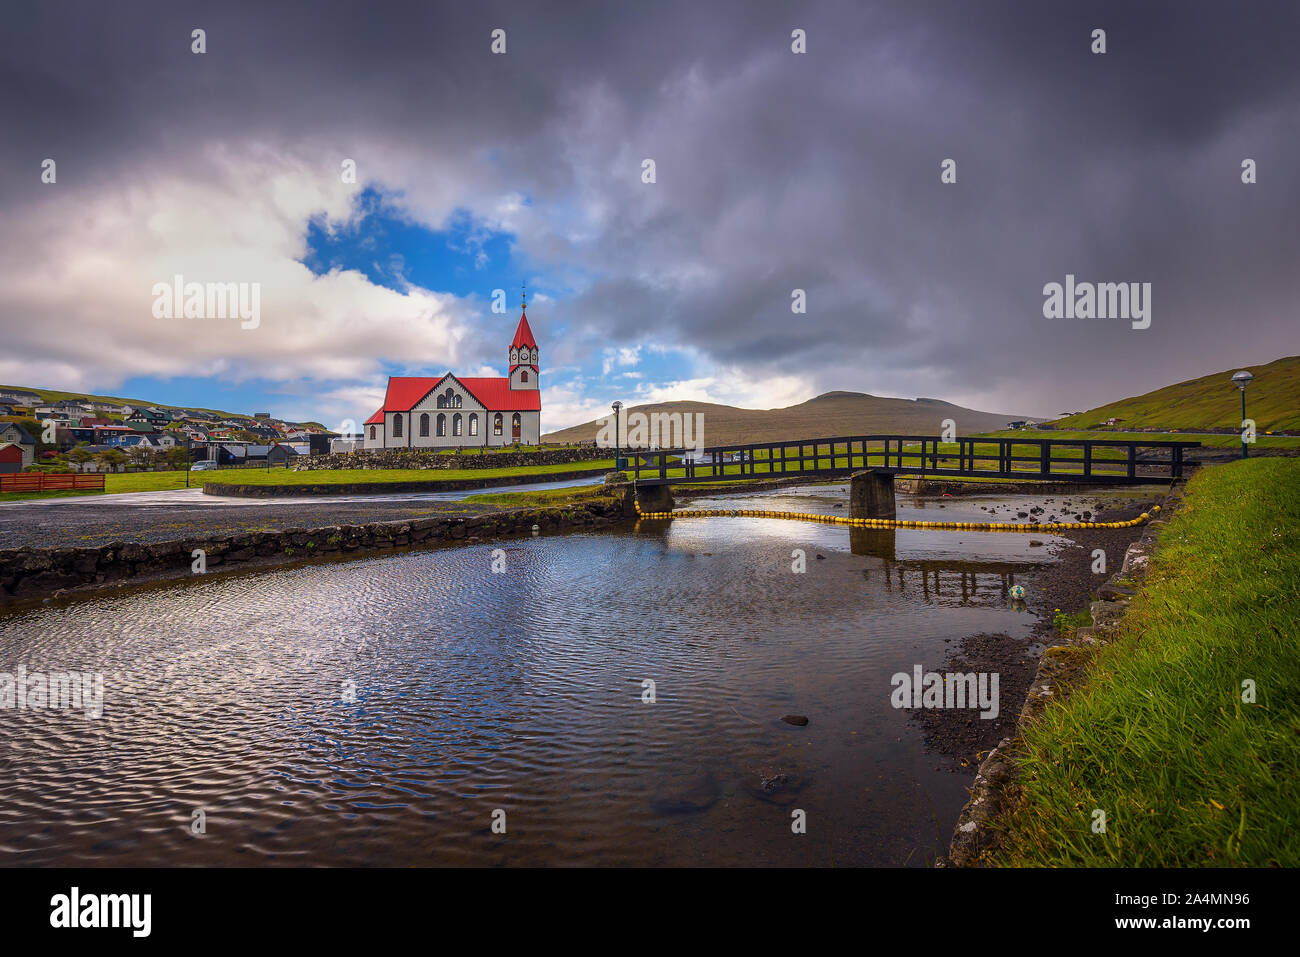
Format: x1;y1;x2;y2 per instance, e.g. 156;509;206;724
375;373;541;416
457;376;541;411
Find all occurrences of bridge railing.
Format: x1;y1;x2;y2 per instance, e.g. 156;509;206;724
625;435;1201;485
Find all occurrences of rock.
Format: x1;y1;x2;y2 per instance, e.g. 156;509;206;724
1098;582;1137;601
781;714;809;726
1029;540;1044;547
650;769;720;815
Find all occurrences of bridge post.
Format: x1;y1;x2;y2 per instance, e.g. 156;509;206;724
850;468;896;520
635;483;674;515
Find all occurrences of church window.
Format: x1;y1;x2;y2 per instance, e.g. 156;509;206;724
453;413;462;436
493;413;503;436
419;413;429;437
369;426;376;440
393;415;403;437
436;414;446;437
521;371;528;383
469;414;479;436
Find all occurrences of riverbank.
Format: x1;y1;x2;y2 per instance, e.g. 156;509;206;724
915;498;1160;769
951;458;1300;866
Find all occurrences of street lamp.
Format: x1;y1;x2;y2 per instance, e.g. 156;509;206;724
611;401;623;462
1231;370;1254;459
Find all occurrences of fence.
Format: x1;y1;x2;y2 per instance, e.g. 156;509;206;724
0;472;106;492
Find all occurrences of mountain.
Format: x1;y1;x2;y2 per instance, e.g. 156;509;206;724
543;392;1042;447
1049;356;1300;432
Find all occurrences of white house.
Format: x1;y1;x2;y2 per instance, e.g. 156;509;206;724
364;307;542;450
330;435;363;454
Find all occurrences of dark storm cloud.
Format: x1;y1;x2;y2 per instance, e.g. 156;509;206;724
2;0;1297;413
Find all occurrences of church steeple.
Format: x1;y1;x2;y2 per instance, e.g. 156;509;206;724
509;291;539;391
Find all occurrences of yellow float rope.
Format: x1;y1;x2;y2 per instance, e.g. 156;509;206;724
633;500;1160;531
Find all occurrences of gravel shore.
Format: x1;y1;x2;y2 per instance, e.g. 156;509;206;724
0;496;499;549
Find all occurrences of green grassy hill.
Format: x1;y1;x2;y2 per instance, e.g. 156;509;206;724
1051;356;1300;432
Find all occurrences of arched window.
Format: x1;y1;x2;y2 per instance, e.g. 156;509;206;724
436;395;444;409
493;413;503;436
393;414;403;437
369;425;376;440
455;394;462;408
419;413;429;437
511;413;521;442
436;413;446;437
521;371;528;383
453;413;462;436
469;414;479;436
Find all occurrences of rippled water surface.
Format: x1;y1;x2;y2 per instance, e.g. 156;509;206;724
0;485;1095;866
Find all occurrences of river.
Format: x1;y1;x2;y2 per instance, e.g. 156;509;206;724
0;483;1134;866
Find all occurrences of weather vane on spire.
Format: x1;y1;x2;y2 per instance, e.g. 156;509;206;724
521;281;526;310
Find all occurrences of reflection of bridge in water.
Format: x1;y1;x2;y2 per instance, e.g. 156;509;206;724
850;527;1028;602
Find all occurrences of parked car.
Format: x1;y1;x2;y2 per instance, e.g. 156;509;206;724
189;460;219;471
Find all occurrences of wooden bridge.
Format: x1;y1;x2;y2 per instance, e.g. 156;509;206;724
625;434;1201;486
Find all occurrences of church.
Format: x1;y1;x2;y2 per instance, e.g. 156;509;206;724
363;305;541;449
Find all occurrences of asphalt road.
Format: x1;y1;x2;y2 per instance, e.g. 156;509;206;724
0;476;605;549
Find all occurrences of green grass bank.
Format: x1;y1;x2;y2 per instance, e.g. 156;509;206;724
991;457;1300;866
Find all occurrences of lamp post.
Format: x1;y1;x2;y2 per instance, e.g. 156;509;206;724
1231;370;1254;459
611;401;623;463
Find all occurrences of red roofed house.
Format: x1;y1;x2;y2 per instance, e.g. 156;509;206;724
364;306;541;450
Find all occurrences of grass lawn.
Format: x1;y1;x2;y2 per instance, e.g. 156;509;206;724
0;489;103;502
0;471;197;500
196;461;615;485
0;461;617;500
990;457;1300;866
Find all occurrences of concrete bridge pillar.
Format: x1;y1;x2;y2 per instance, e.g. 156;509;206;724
850;469;896;520
635;484;674;515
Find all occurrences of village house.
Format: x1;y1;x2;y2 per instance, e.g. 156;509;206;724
0;422;36;468
0;443;26;473
364;306;542;450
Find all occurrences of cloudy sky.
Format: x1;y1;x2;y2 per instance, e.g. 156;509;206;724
1;0;1296;431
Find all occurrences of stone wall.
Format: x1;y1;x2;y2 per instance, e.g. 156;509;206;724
0;493;635;604
294;446;610;471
